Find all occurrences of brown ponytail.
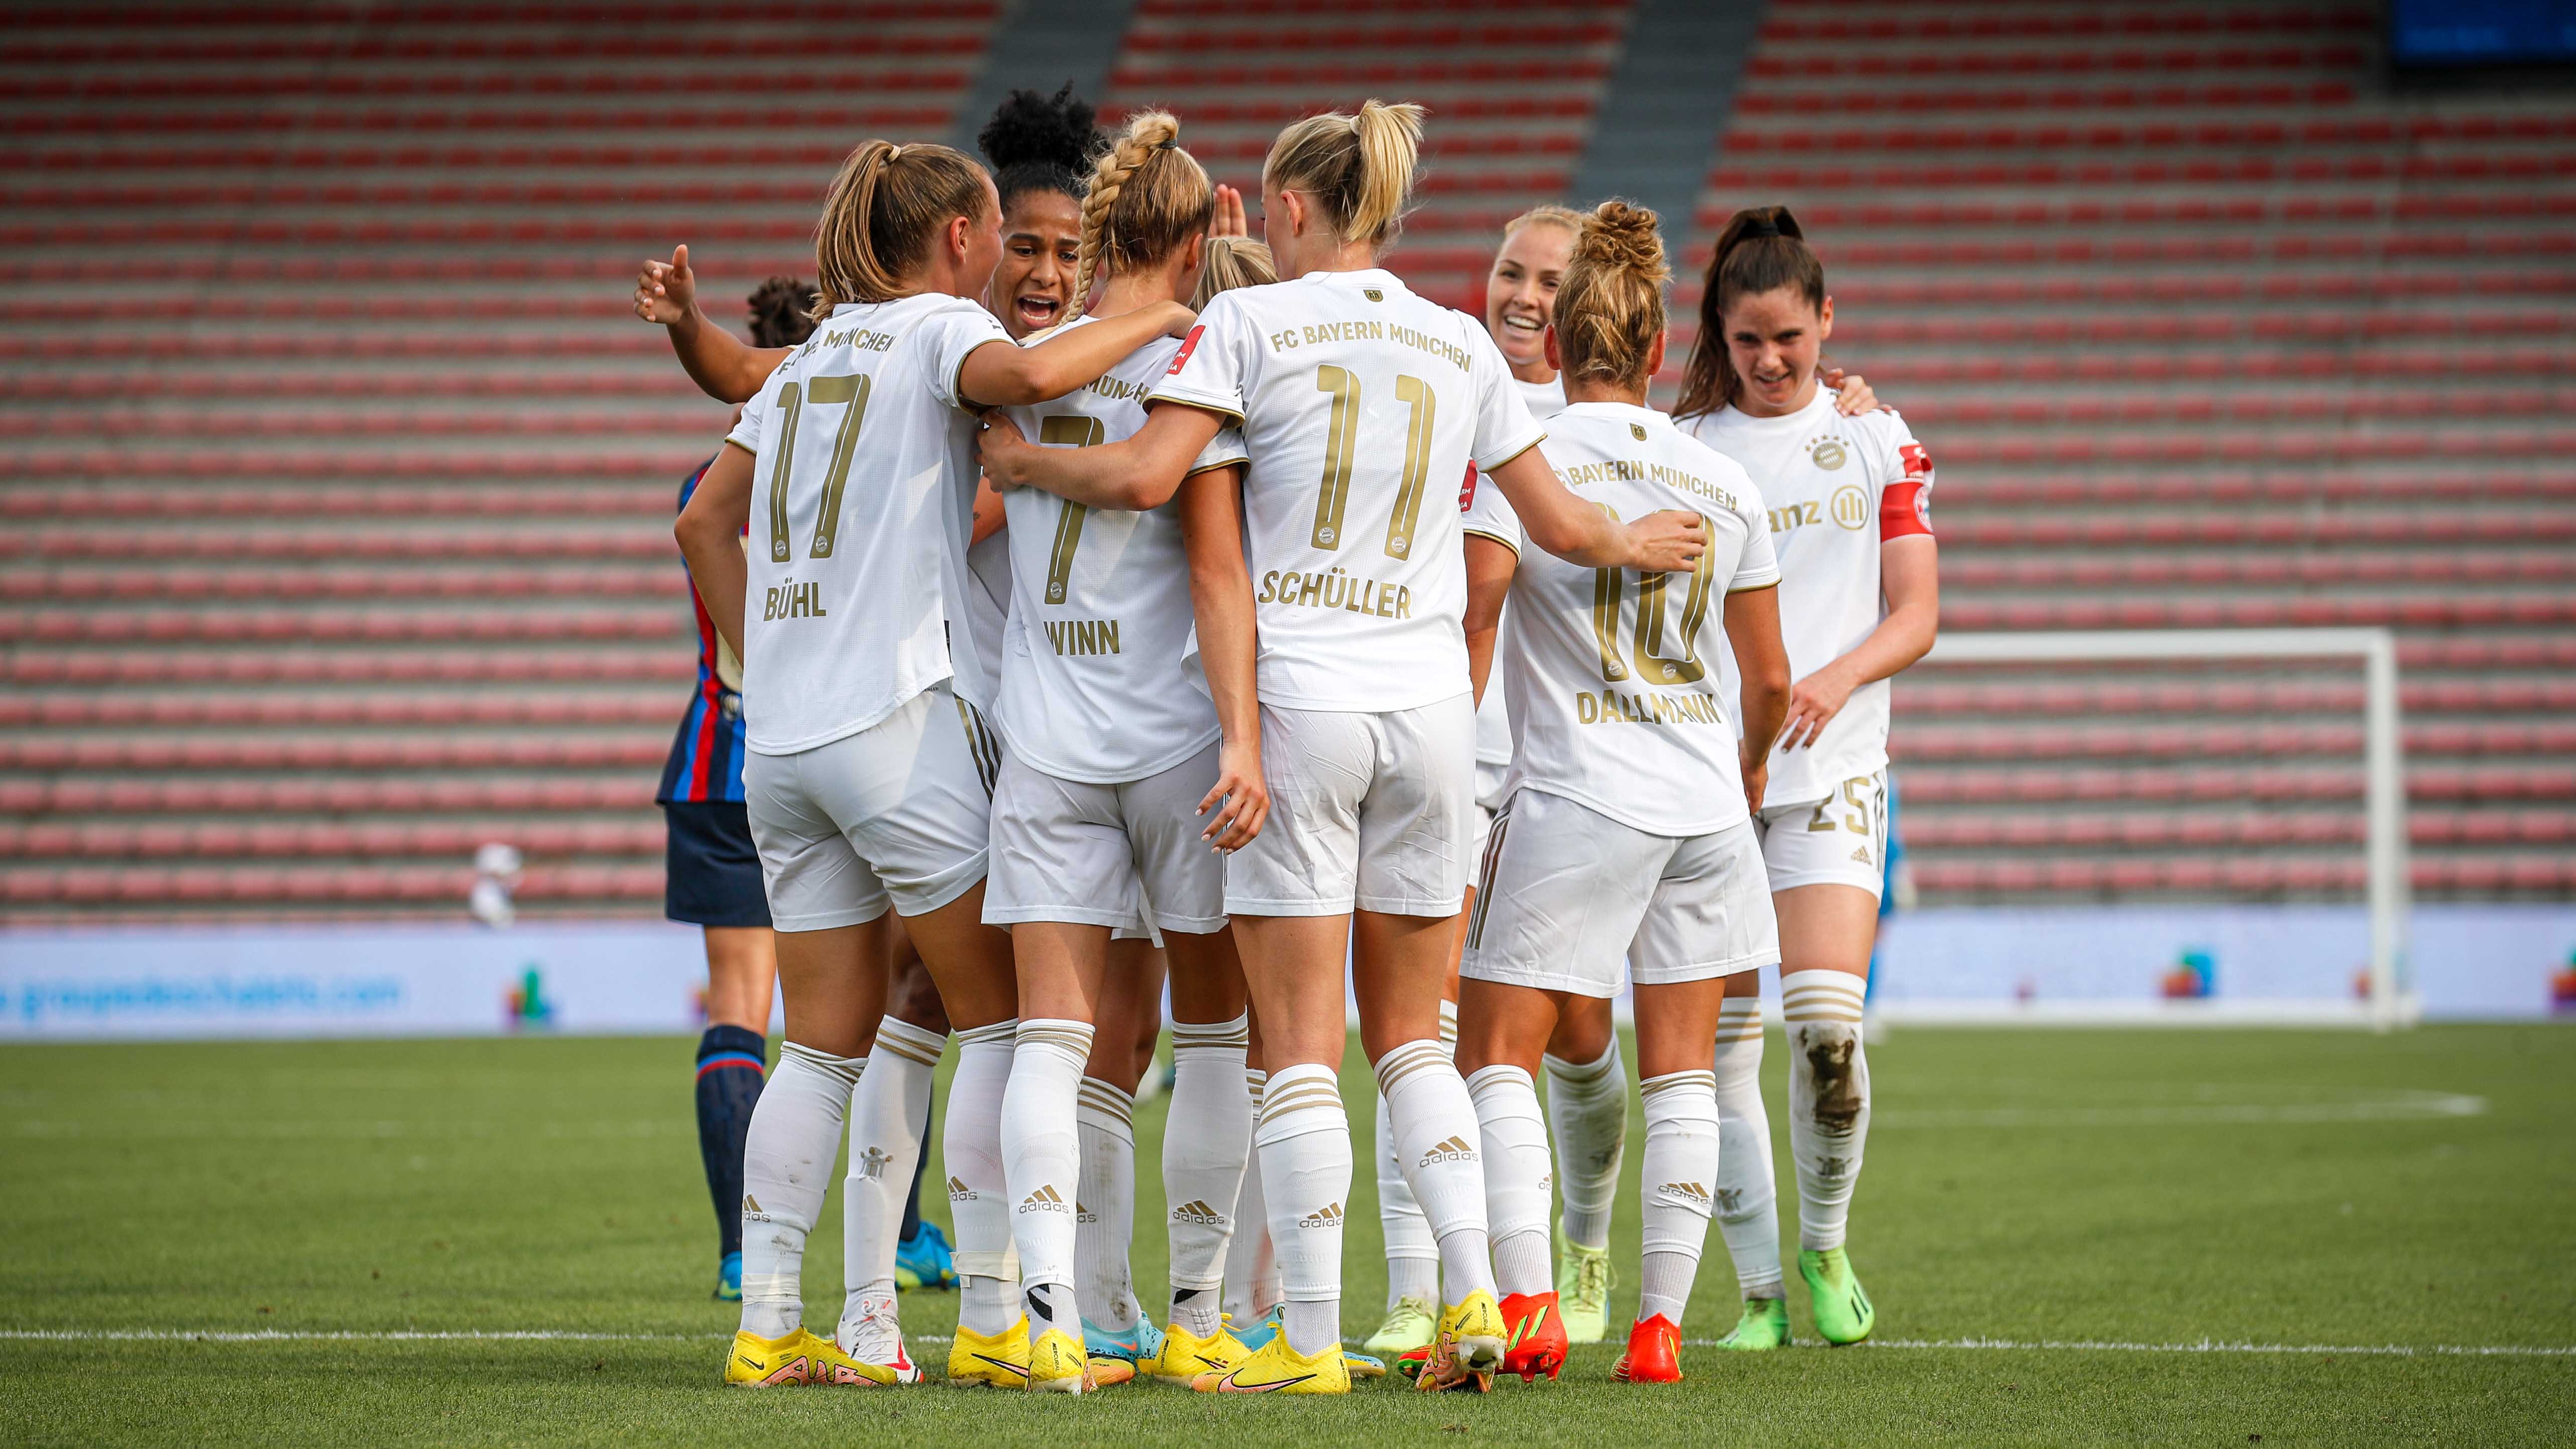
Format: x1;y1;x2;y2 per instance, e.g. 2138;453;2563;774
1673;205;1826;420
1069;109;1214;324
1552;200;1669;390
809;140;993;318
1262;99;1426;251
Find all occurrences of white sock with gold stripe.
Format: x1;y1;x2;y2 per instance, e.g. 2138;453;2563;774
1541;1034;1629;1254
1074;1074;1143;1334
1000;1018;1094;1331
1780;969;1870;1251
839;1014;944;1339
1255;1062;1350;1357
1710;996;1784;1299
1637;1069;1721;1326
1464;1063;1553;1298
738;1041;863;1340
949;1018;1020;1337
1165;1014;1251;1338
1375;1037;1496;1302
1222;1068;1280;1328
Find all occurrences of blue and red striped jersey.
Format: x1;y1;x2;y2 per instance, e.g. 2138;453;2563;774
656;456;748;805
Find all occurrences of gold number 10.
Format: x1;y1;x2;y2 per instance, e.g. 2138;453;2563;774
1309;366;1437;560
1590;514;1717;685
764;372;875;563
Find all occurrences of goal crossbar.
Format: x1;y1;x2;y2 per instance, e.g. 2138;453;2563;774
1916;629;2412;1031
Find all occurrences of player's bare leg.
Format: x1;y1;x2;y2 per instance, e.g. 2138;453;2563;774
1775;883;1878;1345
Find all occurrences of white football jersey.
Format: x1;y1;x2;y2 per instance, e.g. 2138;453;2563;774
960;531;1011;712
1471;402;1779;837
1149;269;1547;712
1471;374;1567;767
994;317;1250;783
1680;388;1935;807
725;293;1012;755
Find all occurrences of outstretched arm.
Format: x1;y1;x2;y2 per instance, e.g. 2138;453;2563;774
675;442;756;659
1779;535;1939;751
956;302;1195;409
634;244;792;405
979;402;1228;512
1178;464;1268;851
1484;444;1707;573
1722;582;1791;816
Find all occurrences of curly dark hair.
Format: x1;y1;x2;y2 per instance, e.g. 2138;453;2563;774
745;276;819;349
977;83;1101;216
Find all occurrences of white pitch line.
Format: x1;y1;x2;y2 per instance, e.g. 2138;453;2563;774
3;1330;2568;1357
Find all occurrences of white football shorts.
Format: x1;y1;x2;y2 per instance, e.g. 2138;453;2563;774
1224;694;1476;917
1753;767;1889;900
1467;757;1510;885
742;684;999;931
984;739;1227;936
1462;787;1779;998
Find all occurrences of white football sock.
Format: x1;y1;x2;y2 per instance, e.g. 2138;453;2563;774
1464;1063;1552;1299
1256;1062;1350;1357
1636;1069;1721;1326
1002;1018;1093;1331
1710;997;1784;1299
1223;1068;1280;1326
737;1040;862;1340
1165;1014;1251;1338
947;1018;1020;1337
1075;1074;1143;1333
1782;970;1870;1251
1542;1035;1628;1253
1373;1088;1439;1306
1375;1037;1496;1302
839;1015;943;1338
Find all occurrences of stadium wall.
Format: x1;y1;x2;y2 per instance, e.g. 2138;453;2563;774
4;906;2569;1041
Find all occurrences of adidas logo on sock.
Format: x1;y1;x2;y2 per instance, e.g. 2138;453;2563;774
1419;1135;1478;1166
854;1146;892;1181
1657;1180;1713;1208
1017;1184;1071;1215
741;1193;768;1222
1170;1200;1228;1227
1075;1200;1098;1224
1297;1202;1344;1229
947;1175;975;1203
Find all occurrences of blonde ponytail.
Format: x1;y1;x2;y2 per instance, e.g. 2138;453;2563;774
810;139;992;317
1067;109;1212;323
1192;236;1278;308
1263;99;1426;251
1552;199;1671;389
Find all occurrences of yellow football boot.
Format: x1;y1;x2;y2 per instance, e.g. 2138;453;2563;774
1411;1290;1506;1393
1145;1319;1251;1385
722;1329;815;1388
801;1328;913;1387
1028;1327;1115;1393
1191;1333;1351;1395
947;1316;1031;1389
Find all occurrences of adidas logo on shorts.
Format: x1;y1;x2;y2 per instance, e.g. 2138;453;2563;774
1170;1200;1228;1227
1657;1180;1713;1209
947;1175;975;1203
1852;845;1873;865
1419;1135;1478;1166
1018;1184;1071;1215
1297;1202;1344;1229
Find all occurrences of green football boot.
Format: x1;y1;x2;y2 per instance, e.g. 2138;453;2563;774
1554;1232;1614;1344
1799;1248;1874;1345
1714;1295;1791;1351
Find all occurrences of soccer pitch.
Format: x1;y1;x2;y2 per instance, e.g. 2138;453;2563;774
4;1026;2570;1446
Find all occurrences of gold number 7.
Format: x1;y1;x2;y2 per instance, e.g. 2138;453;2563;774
1038;415;1106;602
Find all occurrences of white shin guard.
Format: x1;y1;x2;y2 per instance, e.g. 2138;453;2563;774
1781;970;1870;1252
1375;1037;1496;1302
1710;997;1784;1298
1465;1063;1553;1299
1636;1070;1721;1326
1542;1036;1629;1253
947;1019;1020;1335
738;1041;863;1340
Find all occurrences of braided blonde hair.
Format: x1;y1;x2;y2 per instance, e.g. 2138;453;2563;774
1553;199;1671;388
1067;109;1213;323
1264;99;1426;251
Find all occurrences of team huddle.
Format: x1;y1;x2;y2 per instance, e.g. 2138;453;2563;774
632;87;1938;1396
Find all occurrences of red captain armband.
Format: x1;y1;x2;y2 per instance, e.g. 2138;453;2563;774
1459;463;1479;513
1165;324;1204;375
1881;479;1933;539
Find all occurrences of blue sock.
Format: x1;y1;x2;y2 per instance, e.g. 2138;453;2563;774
695;1025;767;1261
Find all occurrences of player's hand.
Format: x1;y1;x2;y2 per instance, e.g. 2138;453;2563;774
1779;662;1859;750
1823;367;1884;414
1739;748;1769;817
1623;509;1706;573
1210;184;1249;239
634;243;699;326
1197;739;1270;851
1158;299;1199;339
975;414;1032;490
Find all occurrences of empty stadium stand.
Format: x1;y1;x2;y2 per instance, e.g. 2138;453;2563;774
1672;0;2576;901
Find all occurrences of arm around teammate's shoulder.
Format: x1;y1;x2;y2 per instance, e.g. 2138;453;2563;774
957;301;1195;409
1484;444;1706;572
978;402;1227;512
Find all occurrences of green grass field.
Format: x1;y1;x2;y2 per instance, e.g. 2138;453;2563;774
4;1025;2571;1446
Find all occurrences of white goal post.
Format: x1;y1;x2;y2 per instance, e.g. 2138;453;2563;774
1908;629;2414;1032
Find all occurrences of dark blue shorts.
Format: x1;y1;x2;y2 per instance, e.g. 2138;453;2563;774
663;801;772;929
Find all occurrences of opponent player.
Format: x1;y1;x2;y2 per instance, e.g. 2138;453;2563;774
665;277;811;1306
1674;205;1940;1351
1451;199;1790;1386
675;138;1191;1389
978;100;1706;1395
